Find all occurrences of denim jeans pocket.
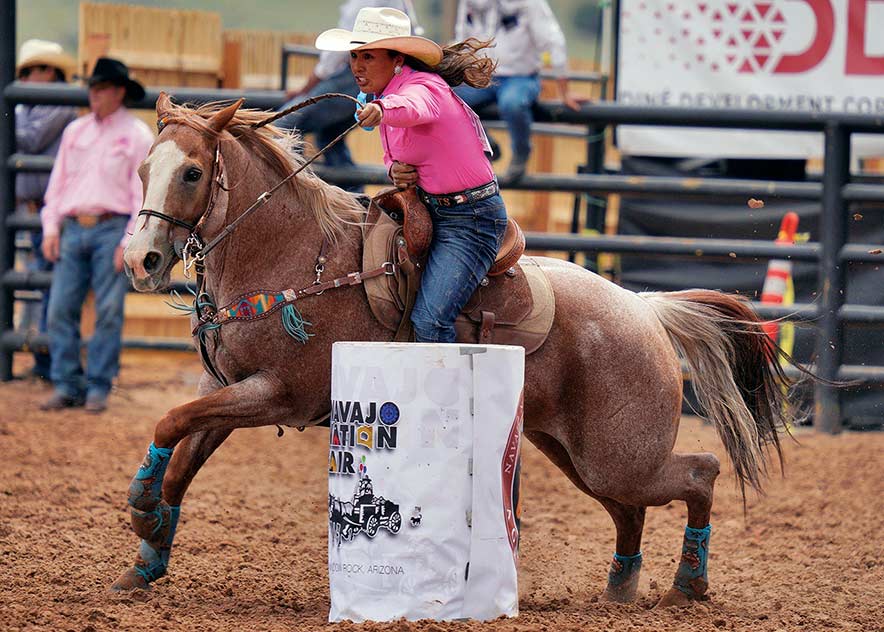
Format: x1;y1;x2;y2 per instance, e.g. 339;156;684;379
432;201;477;220
472;195;507;220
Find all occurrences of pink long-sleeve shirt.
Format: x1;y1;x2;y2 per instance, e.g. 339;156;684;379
376;66;495;195
41;107;154;247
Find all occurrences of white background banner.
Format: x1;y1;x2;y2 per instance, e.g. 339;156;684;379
616;0;884;158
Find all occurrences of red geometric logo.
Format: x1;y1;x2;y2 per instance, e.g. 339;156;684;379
622;0;811;74
623;0;884;77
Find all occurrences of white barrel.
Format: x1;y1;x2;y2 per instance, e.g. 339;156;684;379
328;342;525;622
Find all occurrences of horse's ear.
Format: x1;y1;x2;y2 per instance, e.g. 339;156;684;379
156;91;173;119
207;98;244;134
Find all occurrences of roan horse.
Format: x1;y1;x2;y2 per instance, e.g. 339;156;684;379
117;93;798;608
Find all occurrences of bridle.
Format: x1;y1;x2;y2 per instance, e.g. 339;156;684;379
138;144;225;278
132;93;396;391
137;92;364;280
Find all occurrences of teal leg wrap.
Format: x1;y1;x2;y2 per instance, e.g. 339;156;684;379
133;505;180;584
608;551;643;589
674;524;711;597
128;443;174;511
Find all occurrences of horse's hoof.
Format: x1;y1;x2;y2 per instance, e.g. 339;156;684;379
655;586;693;608
603;573;642;603
603;584;638;603
110;568;151;592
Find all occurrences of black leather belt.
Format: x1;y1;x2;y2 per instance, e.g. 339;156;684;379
418;180;499;207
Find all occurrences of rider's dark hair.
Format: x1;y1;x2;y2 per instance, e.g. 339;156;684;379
392;38;497;89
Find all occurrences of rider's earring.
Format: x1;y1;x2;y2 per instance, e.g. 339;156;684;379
393;64;402;75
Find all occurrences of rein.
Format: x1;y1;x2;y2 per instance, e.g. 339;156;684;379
137;93;397;390
138;92;364;276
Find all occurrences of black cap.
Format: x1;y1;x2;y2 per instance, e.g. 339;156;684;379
87;57;145;103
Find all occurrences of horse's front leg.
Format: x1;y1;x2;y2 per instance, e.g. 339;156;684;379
114;372;292;591
150;371;293;450
111;427;231;591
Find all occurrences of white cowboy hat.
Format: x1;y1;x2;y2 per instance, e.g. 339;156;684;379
16;39;75;80
315;7;442;67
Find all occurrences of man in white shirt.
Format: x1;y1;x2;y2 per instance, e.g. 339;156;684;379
455;0;585;180
275;0;420;187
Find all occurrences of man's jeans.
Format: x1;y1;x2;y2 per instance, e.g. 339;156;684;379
47;216;128;400
275;67;360;170
455;76;542;161
411;193;508;343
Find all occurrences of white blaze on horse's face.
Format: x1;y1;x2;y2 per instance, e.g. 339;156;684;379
124;139;189;292
139;140;188;230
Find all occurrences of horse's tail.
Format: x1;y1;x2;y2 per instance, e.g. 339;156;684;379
640;289;801;499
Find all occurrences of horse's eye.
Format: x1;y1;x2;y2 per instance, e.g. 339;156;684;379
183;168;202;183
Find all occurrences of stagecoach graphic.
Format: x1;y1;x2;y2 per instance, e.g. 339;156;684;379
328;477;403;545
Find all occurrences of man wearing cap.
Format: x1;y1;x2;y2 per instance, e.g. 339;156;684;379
274;0;419;187
15;39;78;381
454;0;586;181
39;57;153;413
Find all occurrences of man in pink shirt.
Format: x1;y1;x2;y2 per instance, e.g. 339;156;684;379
40;58;153;413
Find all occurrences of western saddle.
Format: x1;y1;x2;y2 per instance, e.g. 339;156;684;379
373;187;526;273
363;187;554;352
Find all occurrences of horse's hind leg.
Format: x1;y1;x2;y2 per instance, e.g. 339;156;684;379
662;452;719;607
608;451;720;608
111;427;231;591
525;431;647;603
597;498;646;602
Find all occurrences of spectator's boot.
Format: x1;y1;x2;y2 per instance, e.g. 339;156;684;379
85;393;108;414
40;392;85;410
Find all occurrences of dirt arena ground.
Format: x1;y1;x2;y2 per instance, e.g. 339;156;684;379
1;350;881;632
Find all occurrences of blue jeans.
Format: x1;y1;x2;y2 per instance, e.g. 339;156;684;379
411;193;508;343
455;76;541;161
275;67;359;171
47;216;129;399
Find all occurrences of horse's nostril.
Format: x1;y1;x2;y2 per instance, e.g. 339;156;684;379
143;251;163;274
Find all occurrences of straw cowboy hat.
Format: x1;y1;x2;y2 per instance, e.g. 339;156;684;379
315;7;443;67
16;39;76;80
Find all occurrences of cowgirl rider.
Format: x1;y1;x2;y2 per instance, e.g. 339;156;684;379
316;6;508;343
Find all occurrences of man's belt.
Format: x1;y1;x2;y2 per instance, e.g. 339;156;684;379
68;212;128;228
418;180;499;208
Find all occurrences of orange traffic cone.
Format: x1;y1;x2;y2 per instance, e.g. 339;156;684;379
760;212;799;340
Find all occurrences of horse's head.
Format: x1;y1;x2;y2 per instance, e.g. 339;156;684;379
124;92;243;292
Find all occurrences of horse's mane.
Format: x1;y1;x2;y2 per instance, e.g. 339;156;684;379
164;100;364;243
